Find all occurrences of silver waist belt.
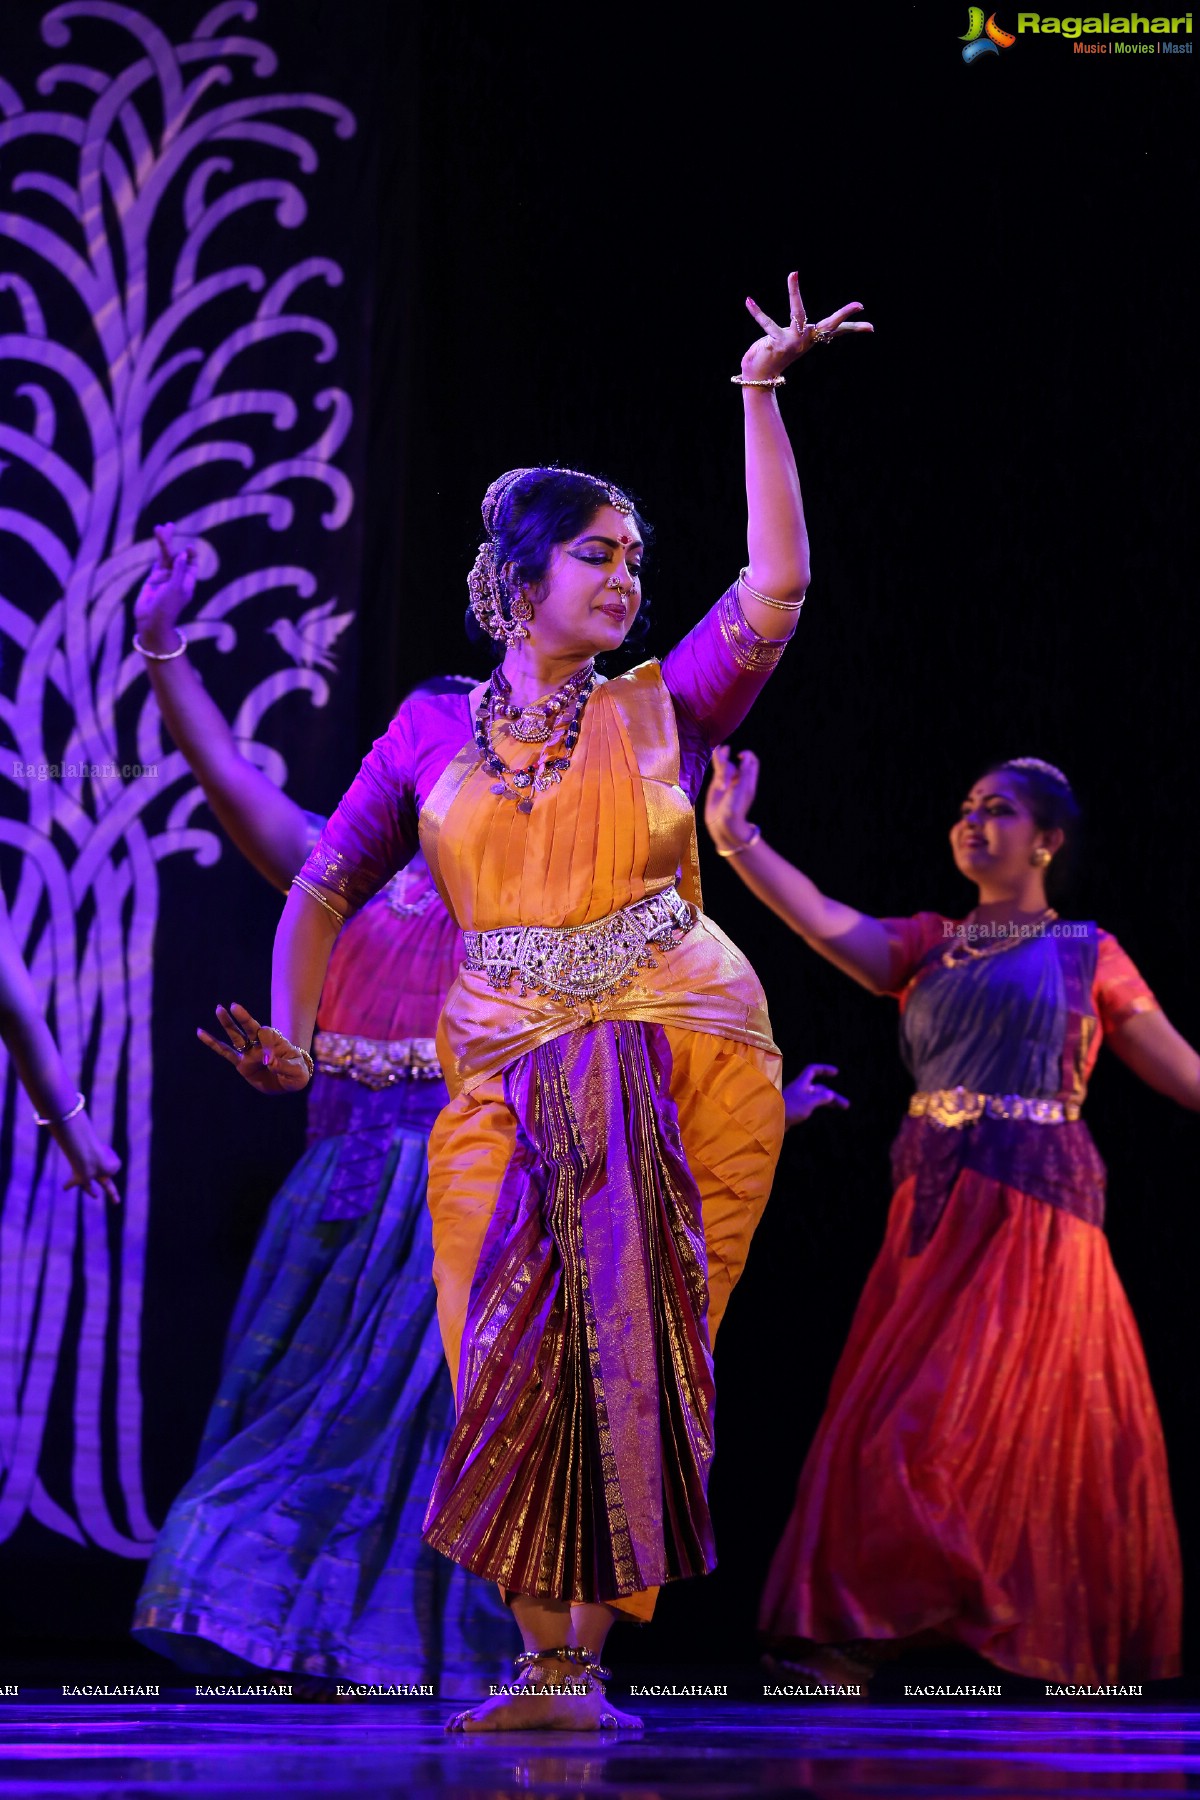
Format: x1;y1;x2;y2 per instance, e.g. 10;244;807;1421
462;884;694;1004
909;1087;1082;1129
313;1030;442;1088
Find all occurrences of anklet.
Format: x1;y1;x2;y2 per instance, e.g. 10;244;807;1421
513;1646;611;1683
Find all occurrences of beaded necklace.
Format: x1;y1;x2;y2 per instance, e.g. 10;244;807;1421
475;661;596;813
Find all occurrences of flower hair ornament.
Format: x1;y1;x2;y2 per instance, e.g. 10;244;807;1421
1002;756;1072;789
468;466;635;646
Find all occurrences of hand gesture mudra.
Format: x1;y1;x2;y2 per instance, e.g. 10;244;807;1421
133;522;196;650
783;1064;851;1129
704;744;760;855
741;272;872;383
58;1112;123;1205
198;1003;312;1095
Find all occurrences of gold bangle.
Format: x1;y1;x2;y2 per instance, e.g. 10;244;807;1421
731;375;785;390
266;1034;314;1080
716;824;762;859
133;629;188;661
738;569;805;613
34;1090;86;1127
290;875;346;928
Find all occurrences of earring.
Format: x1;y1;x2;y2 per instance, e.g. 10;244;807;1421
1030;847;1051;868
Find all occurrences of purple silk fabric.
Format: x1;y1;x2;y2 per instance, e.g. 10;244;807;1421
894;928;1107;1254
307;1074;448;1223
422;1020;717;1602
891;1115;1108;1256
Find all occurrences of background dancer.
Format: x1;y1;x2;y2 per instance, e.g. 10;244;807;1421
129;528;512;1695
705;745;1192;1686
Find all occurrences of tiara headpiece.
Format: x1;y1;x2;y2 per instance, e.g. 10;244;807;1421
1001;756;1072;790
480;465;633;536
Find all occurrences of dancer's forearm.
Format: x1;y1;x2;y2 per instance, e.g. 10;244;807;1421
720;835;894;993
146;648;311;890
270;888;344;1050
741;387;810;623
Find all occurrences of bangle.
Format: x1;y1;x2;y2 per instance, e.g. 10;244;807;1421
34;1090;86;1127
716;824;762;859
133;628;188;661
264;1033;314;1079
731;375;785;390
738;568;806;614
291;875;346;928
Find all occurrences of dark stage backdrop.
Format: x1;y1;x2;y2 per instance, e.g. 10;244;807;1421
1;2;1195;1679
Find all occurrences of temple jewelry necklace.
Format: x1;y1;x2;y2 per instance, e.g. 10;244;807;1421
475;661;596;812
941;907;1058;969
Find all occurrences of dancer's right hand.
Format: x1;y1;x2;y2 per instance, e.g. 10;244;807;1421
198;1003;312;1094
57;1111;122;1205
134;522;196;651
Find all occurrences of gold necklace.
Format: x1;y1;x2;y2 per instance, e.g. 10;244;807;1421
941;907;1058;969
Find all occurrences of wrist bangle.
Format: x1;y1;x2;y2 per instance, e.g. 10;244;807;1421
34;1090;86;1127
738;568;806;614
731;375;785;390
717;824;762;859
265;1033;314;1079
133;628;188;661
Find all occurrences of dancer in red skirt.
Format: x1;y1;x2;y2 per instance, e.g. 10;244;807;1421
705;750;1191;1685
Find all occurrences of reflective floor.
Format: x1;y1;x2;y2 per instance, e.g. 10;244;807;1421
1;1700;1198;1797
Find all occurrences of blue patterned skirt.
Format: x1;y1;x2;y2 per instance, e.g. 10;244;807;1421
133;1076;513;1695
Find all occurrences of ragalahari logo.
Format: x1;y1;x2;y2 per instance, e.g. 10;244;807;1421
961;7;1017;57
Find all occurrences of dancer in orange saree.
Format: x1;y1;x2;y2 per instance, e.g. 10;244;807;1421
221;273;872;1728
706;748;1191;1687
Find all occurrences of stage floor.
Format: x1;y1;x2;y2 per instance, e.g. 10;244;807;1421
0;1700;1197;1797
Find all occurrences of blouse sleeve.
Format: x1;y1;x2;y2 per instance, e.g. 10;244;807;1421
661;581;793;750
878;912;952;998
1093;929;1161;1035
295;702;420;914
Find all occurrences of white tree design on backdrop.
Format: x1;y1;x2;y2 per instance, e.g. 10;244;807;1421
0;0;357;1552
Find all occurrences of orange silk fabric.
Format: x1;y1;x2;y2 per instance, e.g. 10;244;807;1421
419;662;785;1624
419;663;778;1099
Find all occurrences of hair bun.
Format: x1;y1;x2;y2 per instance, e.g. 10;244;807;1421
480;468;537;536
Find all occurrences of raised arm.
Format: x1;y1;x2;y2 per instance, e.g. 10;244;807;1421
134;524;313;890
0;894;121;1201
663;276;871;753
738;272;871;632
703;745;895;994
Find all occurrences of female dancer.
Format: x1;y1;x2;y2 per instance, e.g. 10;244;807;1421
705;745;1190;1685
129;530;512;1694
217;273;872;1729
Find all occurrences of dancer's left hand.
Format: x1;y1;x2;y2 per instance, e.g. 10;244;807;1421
741;272;873;383
783;1064;850;1128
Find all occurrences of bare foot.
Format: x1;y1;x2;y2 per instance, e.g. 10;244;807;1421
445;1655;642;1734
